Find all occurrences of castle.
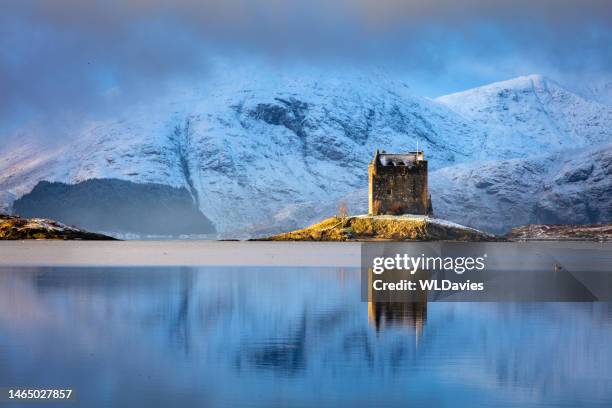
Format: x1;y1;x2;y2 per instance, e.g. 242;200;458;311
368;150;432;216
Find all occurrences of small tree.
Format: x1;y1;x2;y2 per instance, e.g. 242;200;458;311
337;201;349;219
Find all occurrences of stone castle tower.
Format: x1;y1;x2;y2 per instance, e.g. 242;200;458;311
368;150;432;216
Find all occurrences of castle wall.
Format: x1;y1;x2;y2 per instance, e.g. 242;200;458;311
368;161;429;215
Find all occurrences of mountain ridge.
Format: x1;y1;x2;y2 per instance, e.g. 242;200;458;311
436;74;612;153
0;71;610;236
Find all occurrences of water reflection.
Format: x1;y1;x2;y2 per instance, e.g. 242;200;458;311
240;312;307;374
368;301;427;336
0;266;611;408
366;267;428;335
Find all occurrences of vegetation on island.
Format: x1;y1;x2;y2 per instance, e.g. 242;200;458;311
260;215;497;242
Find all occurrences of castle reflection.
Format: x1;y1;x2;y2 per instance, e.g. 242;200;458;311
367;267;428;335
368;301;427;335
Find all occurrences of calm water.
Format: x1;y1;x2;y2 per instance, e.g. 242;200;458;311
0;266;611;407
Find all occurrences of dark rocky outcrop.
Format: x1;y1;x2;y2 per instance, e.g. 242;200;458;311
248;97;310;140
13;179;216;236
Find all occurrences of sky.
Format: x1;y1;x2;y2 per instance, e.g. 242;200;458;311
1;0;611;135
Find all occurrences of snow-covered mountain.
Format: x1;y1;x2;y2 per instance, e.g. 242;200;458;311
1;69;610;236
431;144;612;233
436;74;612;153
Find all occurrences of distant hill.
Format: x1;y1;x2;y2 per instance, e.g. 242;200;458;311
13;179;216;237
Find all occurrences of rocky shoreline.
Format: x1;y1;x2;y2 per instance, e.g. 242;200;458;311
505;224;612;241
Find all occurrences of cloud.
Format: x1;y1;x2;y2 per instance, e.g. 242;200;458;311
0;0;610;137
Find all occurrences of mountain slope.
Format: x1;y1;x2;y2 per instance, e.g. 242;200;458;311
430;144;612;233
436;74;612;153
12;179;215;236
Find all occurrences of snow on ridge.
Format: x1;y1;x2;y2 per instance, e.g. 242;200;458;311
436;74;553;101
435;73;612;153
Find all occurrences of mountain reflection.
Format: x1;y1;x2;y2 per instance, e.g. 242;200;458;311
0;266;611;407
169;268;195;355
240;312;307;374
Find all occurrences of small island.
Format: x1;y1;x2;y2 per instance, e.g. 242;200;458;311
262;214;496;241
262;150;497;242
0;214;116;240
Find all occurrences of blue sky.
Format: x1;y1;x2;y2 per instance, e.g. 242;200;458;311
1;0;611;132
